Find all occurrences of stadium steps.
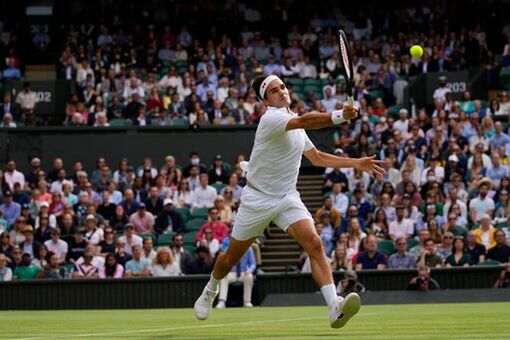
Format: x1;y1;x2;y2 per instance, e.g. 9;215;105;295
264;238;297;245
259;174;324;273
262;251;301;259
261;258;300;267
297;174;324;213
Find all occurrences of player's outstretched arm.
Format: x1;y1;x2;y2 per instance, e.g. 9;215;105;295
303;148;386;177
286;106;358;131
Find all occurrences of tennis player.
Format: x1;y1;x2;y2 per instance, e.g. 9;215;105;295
194;74;386;328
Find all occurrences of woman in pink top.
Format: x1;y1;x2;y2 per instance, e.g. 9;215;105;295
49;193;65;218
98;253;124;278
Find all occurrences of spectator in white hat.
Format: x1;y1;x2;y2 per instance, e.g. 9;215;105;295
393;108;410;136
84;214;104;245
155;198;184;235
34;201;57;229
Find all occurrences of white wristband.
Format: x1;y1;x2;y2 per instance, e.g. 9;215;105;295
331;110;346;125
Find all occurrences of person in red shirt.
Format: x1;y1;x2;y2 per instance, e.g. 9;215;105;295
195;208;228;243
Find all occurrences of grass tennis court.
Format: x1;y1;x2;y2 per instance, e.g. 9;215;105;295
1;302;509;339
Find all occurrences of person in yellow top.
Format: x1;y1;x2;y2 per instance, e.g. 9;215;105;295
474;214;497;249
315;196;342;227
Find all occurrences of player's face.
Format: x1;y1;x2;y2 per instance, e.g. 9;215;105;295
264;79;291;108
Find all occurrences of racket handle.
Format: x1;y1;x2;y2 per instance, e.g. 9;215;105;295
348;96;354;107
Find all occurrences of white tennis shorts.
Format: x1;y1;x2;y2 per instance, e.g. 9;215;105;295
231;185;313;241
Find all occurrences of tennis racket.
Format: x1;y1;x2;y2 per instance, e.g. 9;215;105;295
337;29;355;107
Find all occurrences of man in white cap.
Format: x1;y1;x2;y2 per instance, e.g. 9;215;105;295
36;201;57;228
84;214;103;245
444;154;462;181
194;74;386;329
155;198;184;235
393;108;410;136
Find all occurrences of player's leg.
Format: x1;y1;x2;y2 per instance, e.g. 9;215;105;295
195;185;274;320
286;219;334;288
287;219;360;329
194;236;255;320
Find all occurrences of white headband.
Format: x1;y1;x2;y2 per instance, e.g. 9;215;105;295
259;75;281;99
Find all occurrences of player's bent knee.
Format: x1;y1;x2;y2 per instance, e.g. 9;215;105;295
305;235;325;258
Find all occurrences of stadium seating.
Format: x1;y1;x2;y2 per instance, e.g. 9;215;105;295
377;240;395;255
211;182;226;194
406;238;419;250
140;232;157;243
191;208;209;219
186;218;206;232
176;208;191;223
157;233;173;247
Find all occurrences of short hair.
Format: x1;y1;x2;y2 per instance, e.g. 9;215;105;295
479;182;489;189
395;237;407;245
424;238;435;245
494;229;506;238
195;245;210;254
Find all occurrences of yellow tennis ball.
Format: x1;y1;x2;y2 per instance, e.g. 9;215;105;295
410;45;423;57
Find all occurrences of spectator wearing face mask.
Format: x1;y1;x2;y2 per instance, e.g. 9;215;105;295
183;152;207;177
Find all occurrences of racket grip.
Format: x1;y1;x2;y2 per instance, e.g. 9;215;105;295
348;96;354;107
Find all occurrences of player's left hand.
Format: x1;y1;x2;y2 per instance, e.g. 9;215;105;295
343;105;358;120
357;155;386;176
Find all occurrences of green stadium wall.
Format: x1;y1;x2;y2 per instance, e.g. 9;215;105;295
0;267;503;310
1;126;335;171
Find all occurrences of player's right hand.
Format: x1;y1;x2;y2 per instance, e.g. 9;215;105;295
343;105;358;120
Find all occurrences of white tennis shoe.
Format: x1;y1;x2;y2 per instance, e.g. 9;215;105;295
329;293;361;329
194;287;218;320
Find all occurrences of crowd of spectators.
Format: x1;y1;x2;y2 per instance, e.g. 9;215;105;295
0;1;508;127
300;97;510;273
0;152;259;281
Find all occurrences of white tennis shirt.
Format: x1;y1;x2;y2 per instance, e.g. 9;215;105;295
246;106;315;196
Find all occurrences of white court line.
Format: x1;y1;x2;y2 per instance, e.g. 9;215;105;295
11;313;376;340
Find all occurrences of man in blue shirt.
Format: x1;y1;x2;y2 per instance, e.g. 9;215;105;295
0;191;21;228
485;154;509;187
216;236;256;309
2;59;21;80
355;235;387;270
12;183;30;207
490;122;510;152
387;237;417;269
124;245;151;277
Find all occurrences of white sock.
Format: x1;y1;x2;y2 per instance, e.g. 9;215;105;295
320;284;339;309
205;274;220;292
